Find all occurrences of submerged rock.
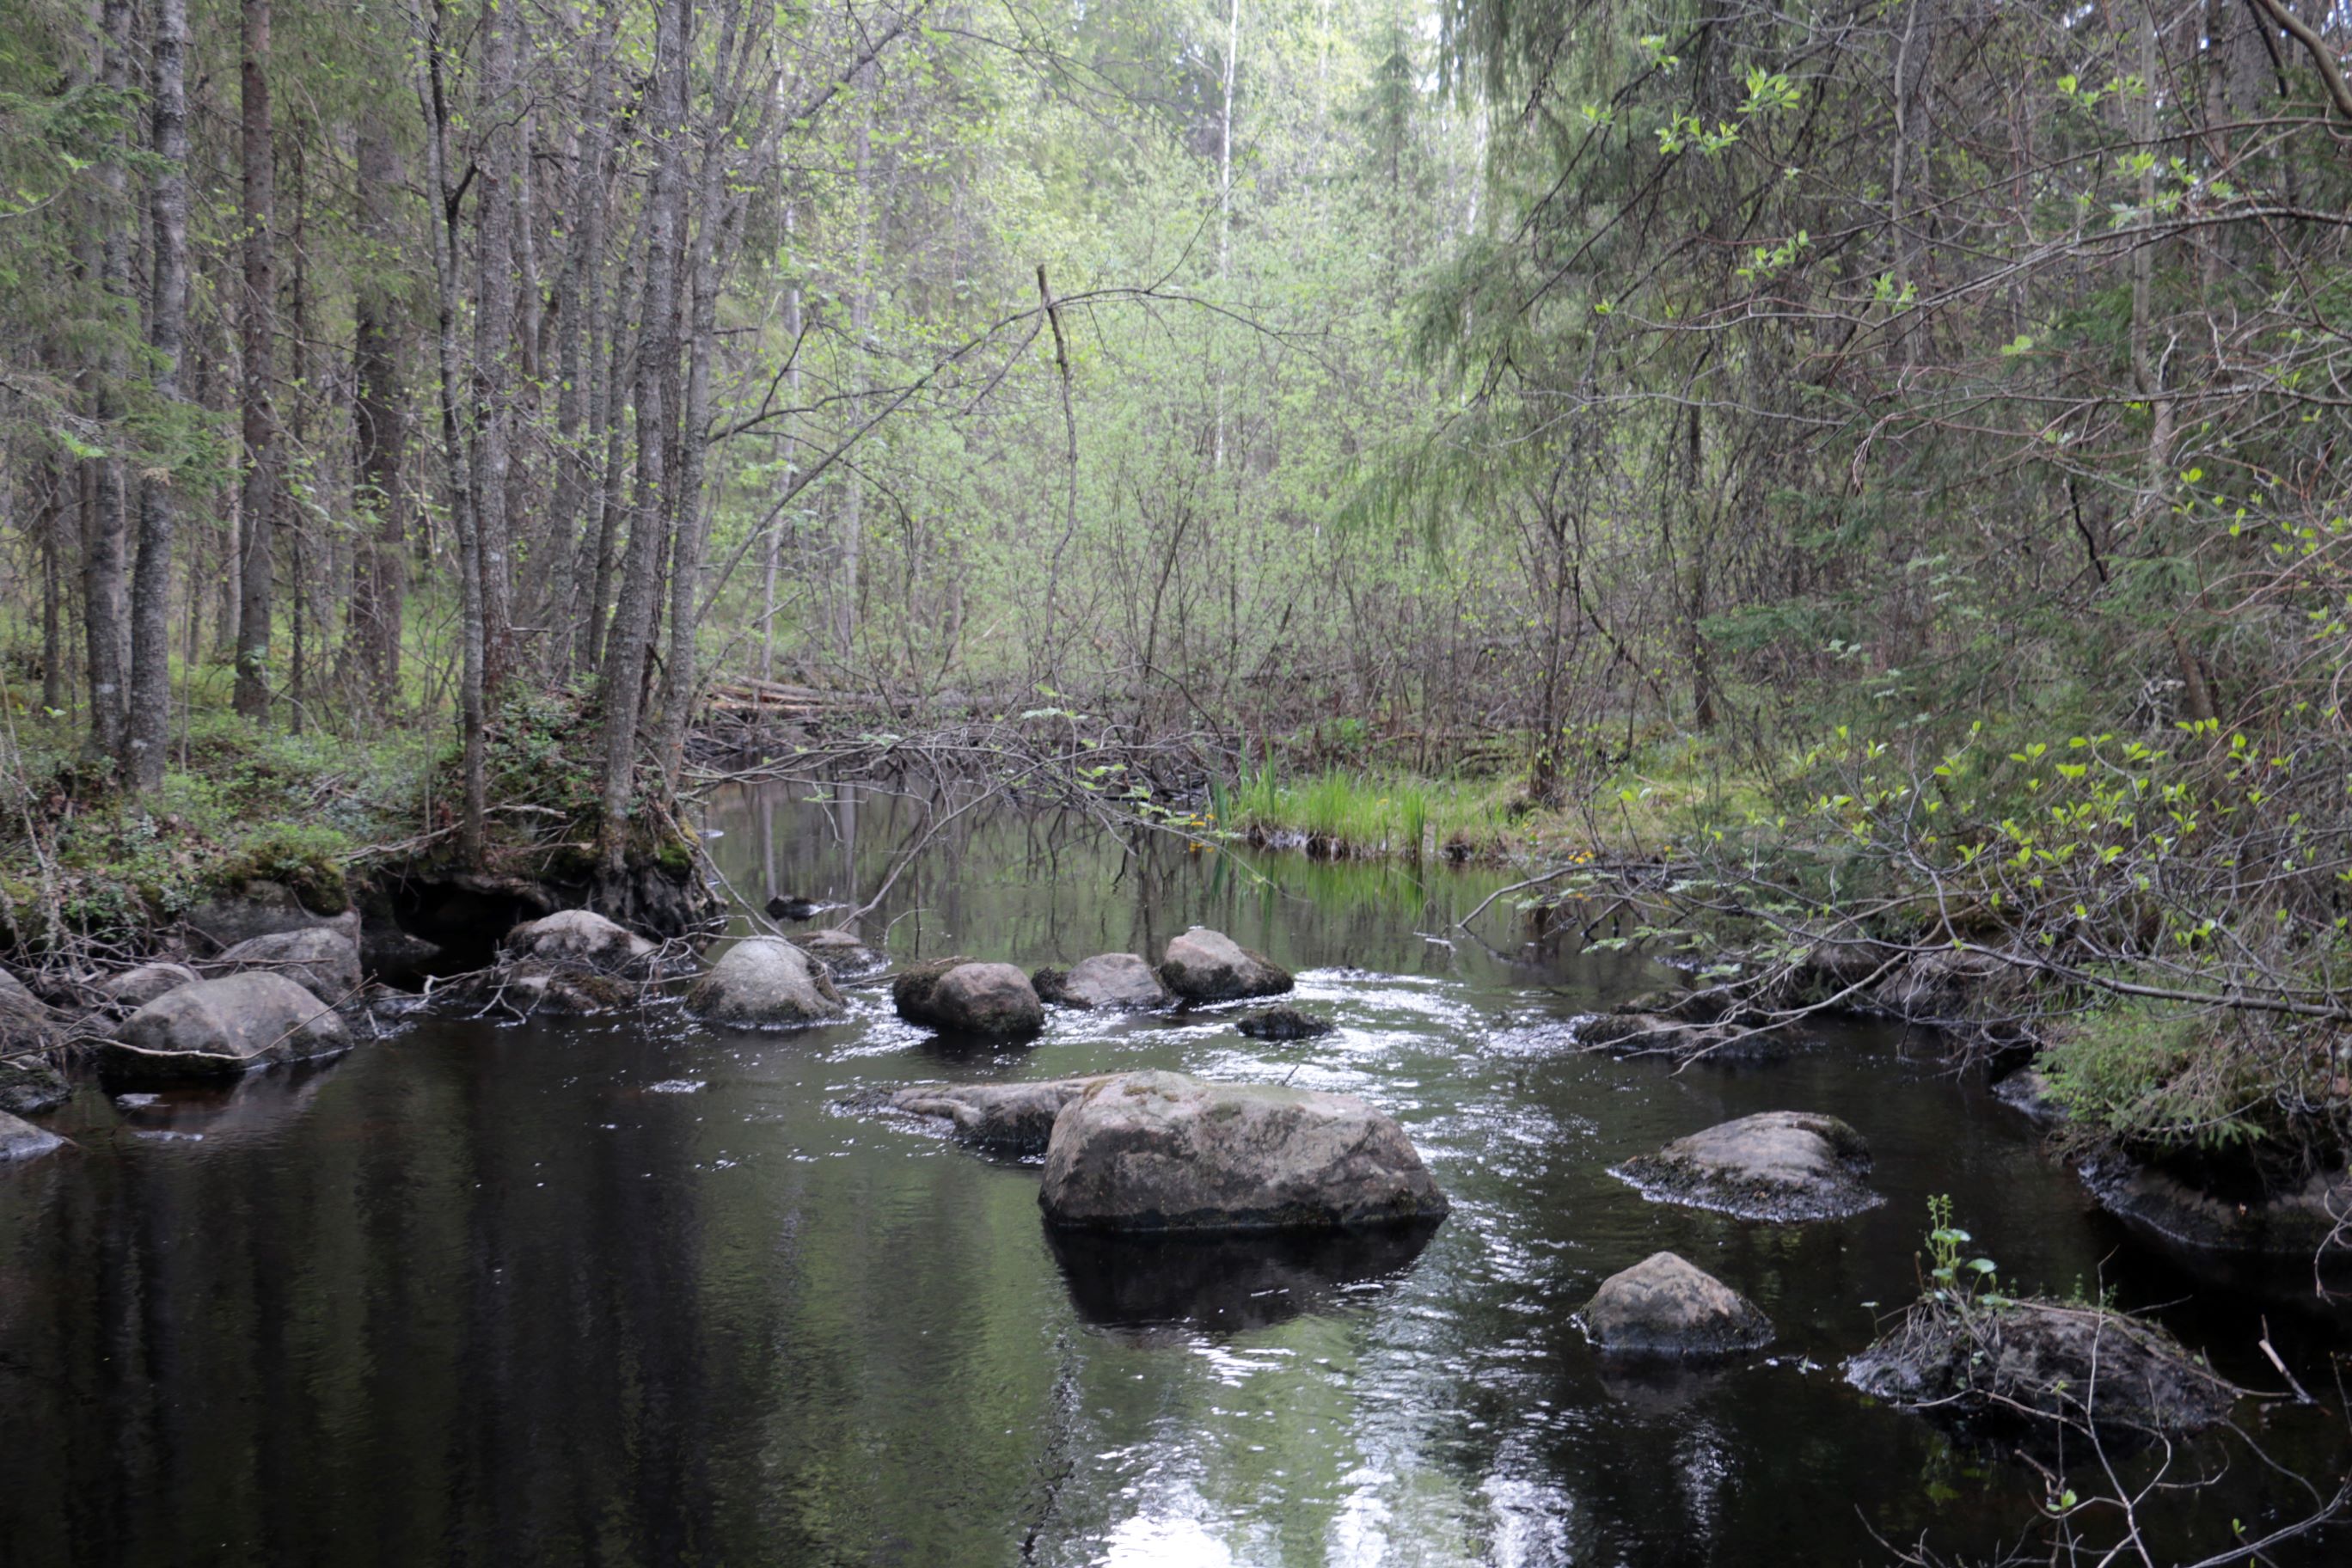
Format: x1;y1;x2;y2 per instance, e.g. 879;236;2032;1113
500;909;655;973
1614;1110;1880;1222
1038;1069;1447;1234
1033;953;1170;1010
687;938;846;1027
100;973;352;1083
1847;1296;2239;1447
1157;928;1293;1003
0;1108;64;1163
97;962;201;1013
885;1076;1113;1154
1583;1252;1773;1355
214;928;363;1005
2079;1155;2352;1260
0;1056;70;1117
893;959;1041;1038
1235;1005;1335;1041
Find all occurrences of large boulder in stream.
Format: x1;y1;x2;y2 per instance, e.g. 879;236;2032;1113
1038;1069;1447;1234
887;1076;1114;1153
1157;928;1292;1003
687;938;845;1027
213;928;362;1005
1614;1110;1880;1222
1847;1296;2239;1448
893;959;1043;1038
1583;1253;1773;1356
0;1108;64;1163
500;909;655;974
1033;953;1170;1011
99;972;352;1083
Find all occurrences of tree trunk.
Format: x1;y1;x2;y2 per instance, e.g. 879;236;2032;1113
834;59;876;665
579;210;645;679
348;125;407;712
85;0;134;761
234;0;277;720
539;0;617;678
470;0;518;697
658;0;764;788
415;0;486;864
595;0;688;873
39;460;64;714
127;0;192;788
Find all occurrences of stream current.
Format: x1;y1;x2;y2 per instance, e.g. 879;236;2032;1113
1;780;2345;1566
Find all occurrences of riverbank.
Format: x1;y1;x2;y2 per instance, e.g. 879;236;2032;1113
5;775;2342;1568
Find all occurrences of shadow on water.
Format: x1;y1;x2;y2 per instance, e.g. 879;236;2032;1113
0;775;2343;1567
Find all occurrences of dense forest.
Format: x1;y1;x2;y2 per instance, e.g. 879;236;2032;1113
3;1;2350;1206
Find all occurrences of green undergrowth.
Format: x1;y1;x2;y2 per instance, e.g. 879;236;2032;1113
1206;728;1777;865
0;704;435;952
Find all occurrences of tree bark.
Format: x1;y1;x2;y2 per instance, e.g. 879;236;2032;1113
234;0;277;720
595;0;688;873
415;0;486;864
347;125;407;712
470;0;518;697
127;0;192;788
85;0;134;760
539;0;617;678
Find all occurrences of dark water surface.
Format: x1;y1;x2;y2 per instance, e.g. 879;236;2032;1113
3;781;2346;1567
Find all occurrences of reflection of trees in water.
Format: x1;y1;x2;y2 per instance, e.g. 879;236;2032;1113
700;777;1551;980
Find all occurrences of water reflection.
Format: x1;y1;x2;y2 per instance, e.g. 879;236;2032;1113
1049;1223;1440;1338
0;777;2341;1567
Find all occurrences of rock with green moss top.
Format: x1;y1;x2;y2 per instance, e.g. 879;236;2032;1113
1158;928;1292;1002
1614;1110;1881;1222
1038;1069;1447;1234
688;938;845;1028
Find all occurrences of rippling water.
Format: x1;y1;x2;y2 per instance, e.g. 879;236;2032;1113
1;781;2343;1566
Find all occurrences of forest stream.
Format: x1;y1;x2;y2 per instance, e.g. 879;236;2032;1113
2;779;2346;1568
